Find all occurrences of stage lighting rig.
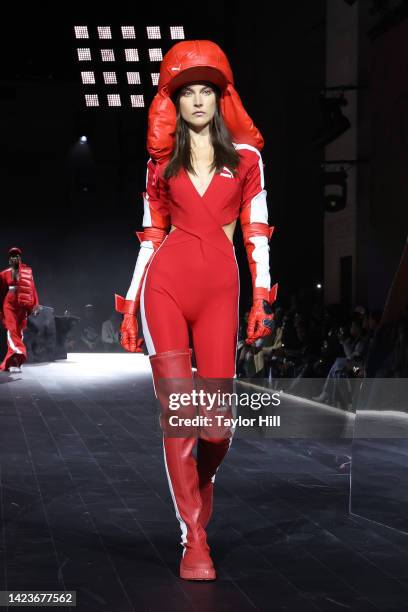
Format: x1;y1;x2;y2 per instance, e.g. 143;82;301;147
321;167;348;213
74;24;186;109
314;93;351;147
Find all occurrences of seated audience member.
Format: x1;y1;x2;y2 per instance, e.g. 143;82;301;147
78;304;101;352
312;315;369;407
101;311;122;352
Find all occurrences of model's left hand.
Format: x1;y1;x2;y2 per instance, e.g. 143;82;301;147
245;299;275;345
31;305;41;316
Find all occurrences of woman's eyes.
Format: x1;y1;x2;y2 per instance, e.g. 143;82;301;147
182;89;213;96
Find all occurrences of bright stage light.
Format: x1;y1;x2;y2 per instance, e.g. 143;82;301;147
147;26;161;39
98;26;112;39
77;48;91;61
130;95;145;108
121;26;136;39
101;49;115;62
127;71;141;84
81;71;95;84
103;71;117;84
316;283;322;289
125;48;139;61
79;135;88;143
148;48;163;61
170;26;185;39
75;23;186;108
85;94;99;107
107;94;121;106
74;26;89;39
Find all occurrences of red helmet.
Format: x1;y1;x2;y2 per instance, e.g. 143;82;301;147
8;246;22;256
147;40;264;162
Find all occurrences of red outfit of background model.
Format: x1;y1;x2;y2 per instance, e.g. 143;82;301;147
0;249;39;371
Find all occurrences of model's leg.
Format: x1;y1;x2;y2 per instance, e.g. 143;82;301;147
0;298;26;371
191;253;239;529
141;260;216;580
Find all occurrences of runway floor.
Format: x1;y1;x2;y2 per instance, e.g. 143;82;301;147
0;354;407;612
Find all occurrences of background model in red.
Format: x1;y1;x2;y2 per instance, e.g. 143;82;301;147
0;247;39;372
115;40;278;581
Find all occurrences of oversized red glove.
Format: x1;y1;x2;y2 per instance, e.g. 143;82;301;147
246;284;278;345
119;313;144;353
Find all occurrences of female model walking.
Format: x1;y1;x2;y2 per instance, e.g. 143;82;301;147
115;40;278;581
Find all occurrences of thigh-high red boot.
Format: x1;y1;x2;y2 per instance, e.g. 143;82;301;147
194;375;235;529
149;349;216;581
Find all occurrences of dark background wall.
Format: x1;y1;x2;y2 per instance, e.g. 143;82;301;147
1;1;329;321
358;12;408;309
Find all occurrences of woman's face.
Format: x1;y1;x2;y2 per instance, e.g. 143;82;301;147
178;82;217;129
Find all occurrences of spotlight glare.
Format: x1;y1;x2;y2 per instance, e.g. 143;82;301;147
85;94;99;107
316;283;322;289
130;95;145;108
74;26;89;39
170;26;185;39
103;71;117;84
77;48;92;61
146;26;161;39
101;49;115;62
81;71;95;84
107;94;121;107
98;26;112;39
150;73;159;86
79;135;88;143
127;72;141;85
148;48;163;62
121;26;136;39
125;48;139;61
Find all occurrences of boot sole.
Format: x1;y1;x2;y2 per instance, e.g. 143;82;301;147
180;567;216;581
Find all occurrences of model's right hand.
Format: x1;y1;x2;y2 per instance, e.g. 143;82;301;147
120;314;144;353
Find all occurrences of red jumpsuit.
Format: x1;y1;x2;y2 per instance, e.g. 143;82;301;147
119;142;274;580
0;266;39;370
130;145;272;376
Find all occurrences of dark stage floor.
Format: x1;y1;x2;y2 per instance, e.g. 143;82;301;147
0;355;407;612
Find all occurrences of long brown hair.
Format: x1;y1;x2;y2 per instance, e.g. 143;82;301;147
164;84;240;180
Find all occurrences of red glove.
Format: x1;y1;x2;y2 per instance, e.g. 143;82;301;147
120;313;144;353
246;284;278;345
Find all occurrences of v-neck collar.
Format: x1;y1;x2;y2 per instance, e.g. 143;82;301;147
184;167;217;199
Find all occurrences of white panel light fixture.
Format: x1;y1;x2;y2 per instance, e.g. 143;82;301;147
127;72;141;85
101;49;115;61
98;26;112;39
77;48;92;61
147;26;161;39
74;26;89;39
148;48;163;61
103;72;117;84
131;95;145;108
125;48;139;61
150;73;160;86
107;94;121;106
170;26;185;39
121;26;136;39
85;94;99;107
81;71;95;84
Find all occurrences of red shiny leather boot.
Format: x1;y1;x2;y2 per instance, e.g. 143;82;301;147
150;349;216;581
197;437;232;529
